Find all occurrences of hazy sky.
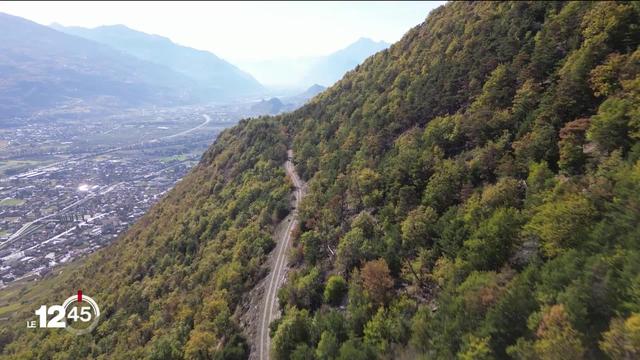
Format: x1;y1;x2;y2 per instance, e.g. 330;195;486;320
0;1;445;62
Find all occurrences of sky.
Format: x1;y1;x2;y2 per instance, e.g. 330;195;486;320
0;1;445;62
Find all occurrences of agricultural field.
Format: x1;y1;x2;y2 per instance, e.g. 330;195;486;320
0;198;25;206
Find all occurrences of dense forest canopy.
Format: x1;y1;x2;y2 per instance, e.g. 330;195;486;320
2;1;640;359
276;1;640;359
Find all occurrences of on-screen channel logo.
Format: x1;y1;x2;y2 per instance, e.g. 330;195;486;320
26;290;100;335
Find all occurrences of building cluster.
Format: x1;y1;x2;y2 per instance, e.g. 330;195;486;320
0;105;245;287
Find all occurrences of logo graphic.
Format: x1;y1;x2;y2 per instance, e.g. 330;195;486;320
27;290;100;335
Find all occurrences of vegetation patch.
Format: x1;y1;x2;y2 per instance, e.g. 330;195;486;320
0;198;25;207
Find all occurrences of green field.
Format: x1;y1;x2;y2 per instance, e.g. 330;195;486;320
0;159;52;177
160;154;189;163
0;198;25;206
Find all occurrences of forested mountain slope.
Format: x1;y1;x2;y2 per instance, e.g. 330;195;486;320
274;1;640;359
2;1;640;359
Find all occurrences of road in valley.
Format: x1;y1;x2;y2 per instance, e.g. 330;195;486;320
0;114;213;247
5;114;212;181
158;113;211;140
258;149;305;360
0;182;124;250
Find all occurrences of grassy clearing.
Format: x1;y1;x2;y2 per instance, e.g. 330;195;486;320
0;198;25;206
160;154;188;163
0;159;48;176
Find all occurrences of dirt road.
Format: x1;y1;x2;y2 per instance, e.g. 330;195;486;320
257;149;305;360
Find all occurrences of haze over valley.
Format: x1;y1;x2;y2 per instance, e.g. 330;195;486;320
0;8;397;288
237;37;390;89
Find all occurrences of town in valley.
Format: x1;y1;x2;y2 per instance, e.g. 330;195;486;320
0;103;255;286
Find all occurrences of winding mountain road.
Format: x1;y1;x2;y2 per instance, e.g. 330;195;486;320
258;149;305;360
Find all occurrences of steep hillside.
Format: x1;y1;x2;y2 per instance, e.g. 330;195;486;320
52;24;265;100
2;2;640;359
0;118;291;358
0;13;199;117
274;1;640;359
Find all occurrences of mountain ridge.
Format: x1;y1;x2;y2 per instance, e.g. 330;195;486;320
0;12;201;117
51;23;265;101
300;37;390;86
237;37;389;88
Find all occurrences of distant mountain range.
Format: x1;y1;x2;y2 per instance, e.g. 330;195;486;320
297;83;326;99
0;13;200;117
250;84;327;116
302;37;389;86
238;38;389;88
51;23;265;101
0;12;382;119
250;97;285;115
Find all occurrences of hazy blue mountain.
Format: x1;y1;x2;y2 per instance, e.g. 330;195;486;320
0;12;199;117
248;84;327;117
237;38;389;88
299;84;326;99
279;83;326;105
301;37;389;86
51;23;265;100
249;97;285;115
